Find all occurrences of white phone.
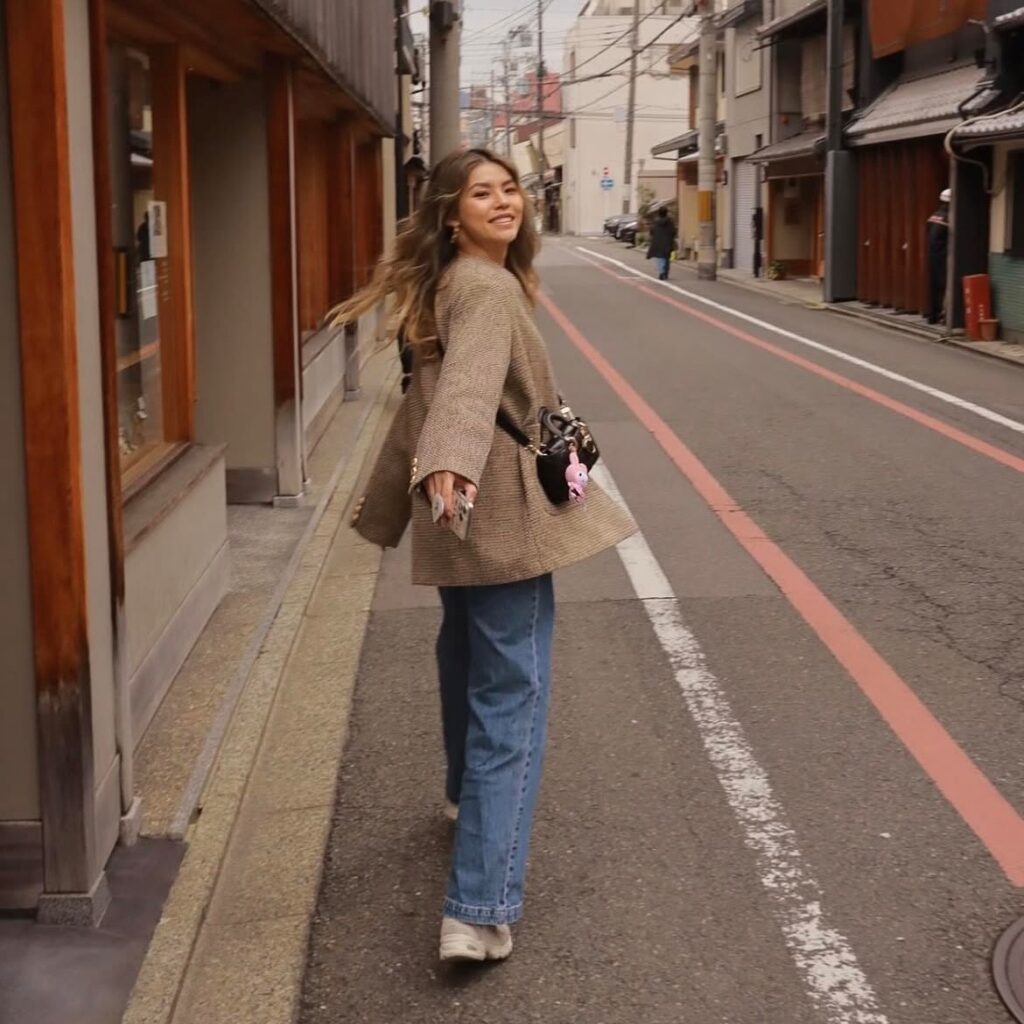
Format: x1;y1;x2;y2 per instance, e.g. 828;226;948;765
431;490;473;541
449;489;473;541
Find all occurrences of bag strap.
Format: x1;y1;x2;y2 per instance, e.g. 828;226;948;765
495;406;532;449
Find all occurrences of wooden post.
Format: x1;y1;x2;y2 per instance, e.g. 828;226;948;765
5;0;104;915
266;55;304;500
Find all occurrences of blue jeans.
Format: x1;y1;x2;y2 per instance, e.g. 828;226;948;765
436;574;555;926
654;255;670;279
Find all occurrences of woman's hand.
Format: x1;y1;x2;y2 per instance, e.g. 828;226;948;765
424;472;478;525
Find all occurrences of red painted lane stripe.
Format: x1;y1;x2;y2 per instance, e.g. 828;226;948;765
587;261;1024;476
538;288;1024;886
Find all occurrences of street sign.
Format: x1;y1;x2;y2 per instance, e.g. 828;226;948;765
600;176;614;190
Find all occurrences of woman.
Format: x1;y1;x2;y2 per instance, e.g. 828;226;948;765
337;149;635;964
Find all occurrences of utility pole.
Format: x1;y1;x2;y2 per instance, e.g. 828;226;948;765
429;1;461;160
697;0;717;280
622;0;641;214
537;0;546;207
488;67;496;149
823;0;856;301
502;34;514;157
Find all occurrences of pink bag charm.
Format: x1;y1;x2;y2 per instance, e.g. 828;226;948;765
565;448;589;504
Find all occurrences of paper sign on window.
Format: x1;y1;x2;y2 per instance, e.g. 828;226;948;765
147;200;168;259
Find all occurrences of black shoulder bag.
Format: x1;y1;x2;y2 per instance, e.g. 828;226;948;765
434;340;599;505
496;404;600;506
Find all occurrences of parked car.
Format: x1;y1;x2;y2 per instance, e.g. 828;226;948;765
603;213;630;236
617;215;640;245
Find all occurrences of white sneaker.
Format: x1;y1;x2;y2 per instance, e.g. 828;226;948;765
439;916;513;963
443;800;459;822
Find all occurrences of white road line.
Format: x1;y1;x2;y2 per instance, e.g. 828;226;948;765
577;246;1024;439
594;462;888;1024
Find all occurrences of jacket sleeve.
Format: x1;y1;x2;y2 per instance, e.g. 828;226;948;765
410;272;514;492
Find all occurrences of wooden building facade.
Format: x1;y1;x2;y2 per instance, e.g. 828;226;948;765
0;0;397;920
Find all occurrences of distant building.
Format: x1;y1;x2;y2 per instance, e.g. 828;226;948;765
563;0;695;234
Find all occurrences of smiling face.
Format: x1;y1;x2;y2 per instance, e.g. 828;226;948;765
452;160;524;260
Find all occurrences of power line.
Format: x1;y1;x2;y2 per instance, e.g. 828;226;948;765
462;0;539;42
562;9;690;87
566;0;671;77
476;2;691;151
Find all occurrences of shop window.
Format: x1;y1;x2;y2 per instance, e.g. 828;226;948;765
108;44;192;485
1008;151;1024;259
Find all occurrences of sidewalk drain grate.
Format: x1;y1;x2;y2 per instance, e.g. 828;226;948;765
994;917;1024;1022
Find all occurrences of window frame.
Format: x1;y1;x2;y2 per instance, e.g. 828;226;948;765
107;37;196;492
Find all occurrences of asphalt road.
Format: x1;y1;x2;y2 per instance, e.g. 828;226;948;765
300;237;1024;1024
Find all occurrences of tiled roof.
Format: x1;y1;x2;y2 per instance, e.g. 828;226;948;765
994;7;1024;31
954;108;1024;141
846;64;997;145
749;129;824;162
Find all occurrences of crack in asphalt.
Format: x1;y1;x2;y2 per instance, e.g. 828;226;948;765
741;468;1024;713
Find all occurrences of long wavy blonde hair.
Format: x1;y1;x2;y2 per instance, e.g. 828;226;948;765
329;148;539;350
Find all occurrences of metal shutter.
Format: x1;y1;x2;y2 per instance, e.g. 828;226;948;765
733;158;758;276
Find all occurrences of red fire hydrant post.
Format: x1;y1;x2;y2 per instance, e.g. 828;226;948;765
962;273;992;341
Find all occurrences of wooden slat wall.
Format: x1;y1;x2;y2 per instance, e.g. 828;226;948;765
5;0;97;894
328;117;357;304
250;0;394;131
857;139;947;315
354;135;383;288
297;118;330;331
894;145;909;311
857;150;871;303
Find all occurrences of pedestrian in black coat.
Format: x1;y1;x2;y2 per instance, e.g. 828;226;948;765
646;207;676;280
926;188;950;324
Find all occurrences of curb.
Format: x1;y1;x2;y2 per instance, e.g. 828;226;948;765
591;237;1024;370
166;375;384;841
827;301;940;340
121;361;399;1024
830;302;1024;370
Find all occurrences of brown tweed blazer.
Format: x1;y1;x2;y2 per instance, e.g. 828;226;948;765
352;254;636;587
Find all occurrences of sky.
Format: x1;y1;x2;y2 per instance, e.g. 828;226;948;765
409;0;584;90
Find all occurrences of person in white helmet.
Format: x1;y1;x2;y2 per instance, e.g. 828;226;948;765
926;187;951;324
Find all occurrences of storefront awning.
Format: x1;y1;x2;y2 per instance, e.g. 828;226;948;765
667;37;701;68
756;0;825;39
953;108;1024;146
749;129;824;163
718;0;762;30
845;63;1000;147
651;129;697;157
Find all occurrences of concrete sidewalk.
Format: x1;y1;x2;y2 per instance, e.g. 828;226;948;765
120;361;399;1024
